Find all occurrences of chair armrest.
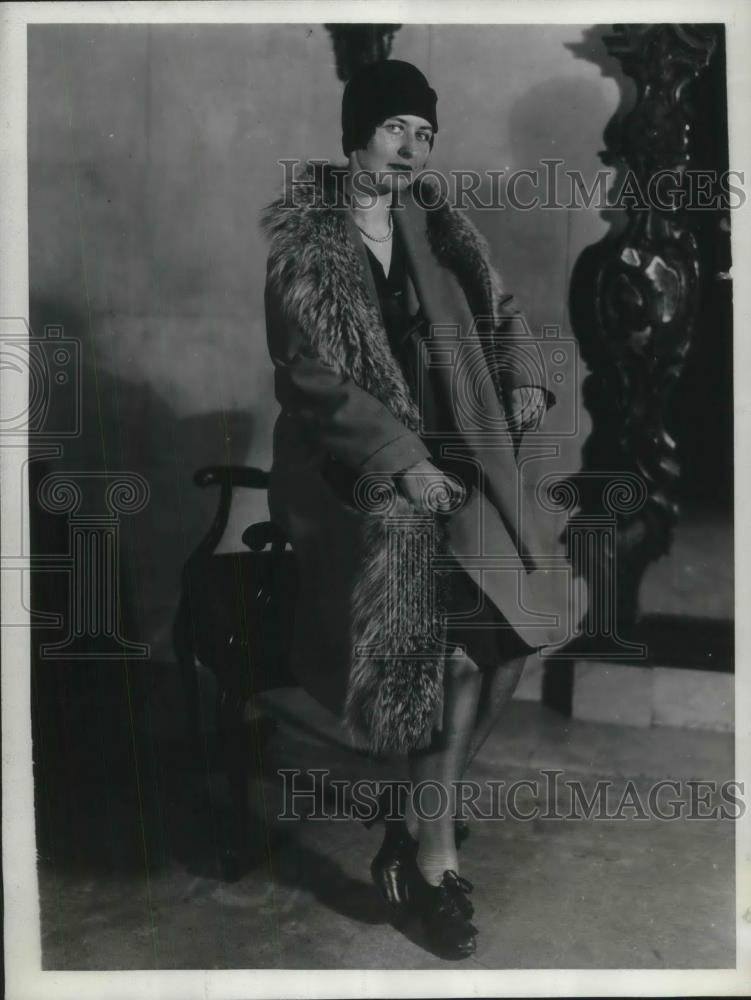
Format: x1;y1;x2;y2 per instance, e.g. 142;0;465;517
242;521;290;552
194;466;270;490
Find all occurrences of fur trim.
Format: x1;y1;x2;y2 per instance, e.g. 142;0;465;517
261;163;506;755
261;165;419;430
345;495;453;754
417;175;513;329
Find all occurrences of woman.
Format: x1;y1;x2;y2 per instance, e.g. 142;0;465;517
262;60;585;959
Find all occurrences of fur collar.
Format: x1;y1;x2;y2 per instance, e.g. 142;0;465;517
261;162;420;430
261;162;515;405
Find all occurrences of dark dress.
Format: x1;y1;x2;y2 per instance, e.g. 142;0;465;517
363;233;530;668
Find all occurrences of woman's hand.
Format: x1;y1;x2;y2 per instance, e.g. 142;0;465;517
395;458;466;513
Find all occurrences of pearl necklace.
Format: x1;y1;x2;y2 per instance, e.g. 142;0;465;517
354;213;393;243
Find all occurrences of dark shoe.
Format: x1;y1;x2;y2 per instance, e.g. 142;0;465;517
364;787;417;913
370;820;418;913
404;861;478;960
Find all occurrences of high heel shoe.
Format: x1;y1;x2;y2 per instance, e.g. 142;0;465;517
363;790;470;914
363;788;418;914
370;818;418;913
403;858;478;960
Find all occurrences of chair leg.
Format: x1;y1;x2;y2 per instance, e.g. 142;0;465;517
172;598;202;756
216;685;251;881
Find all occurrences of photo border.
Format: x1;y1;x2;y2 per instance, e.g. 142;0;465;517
2;1;749;997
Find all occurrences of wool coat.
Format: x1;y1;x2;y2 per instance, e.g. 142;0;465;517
262;162;586;755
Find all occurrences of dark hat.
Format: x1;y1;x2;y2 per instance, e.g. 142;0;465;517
341;60;438;157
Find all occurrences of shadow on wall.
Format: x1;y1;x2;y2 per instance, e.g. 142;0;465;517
459;25;633;485
468;66;627;502
502;71;631;328
28;296;257;658
28;296;261;879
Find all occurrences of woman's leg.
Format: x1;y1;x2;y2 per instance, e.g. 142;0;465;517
405;647;483;885
462;654;528;772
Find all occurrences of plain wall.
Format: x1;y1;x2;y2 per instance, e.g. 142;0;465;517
28;24;625;657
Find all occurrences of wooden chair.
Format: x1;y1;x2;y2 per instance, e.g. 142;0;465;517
172;465;297;880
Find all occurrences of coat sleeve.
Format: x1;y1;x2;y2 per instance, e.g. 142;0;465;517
487;293;556;411
265;277;431;476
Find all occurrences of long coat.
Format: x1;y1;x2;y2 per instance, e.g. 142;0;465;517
262;163;586;755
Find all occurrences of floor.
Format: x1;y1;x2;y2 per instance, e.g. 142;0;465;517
638;501;733;620
34;662;735;970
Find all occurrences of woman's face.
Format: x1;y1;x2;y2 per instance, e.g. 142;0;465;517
353;114;434;193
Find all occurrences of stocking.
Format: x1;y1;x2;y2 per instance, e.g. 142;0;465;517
405;648;483;885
